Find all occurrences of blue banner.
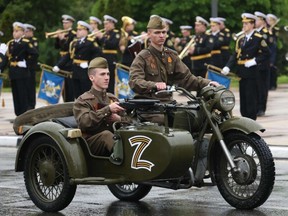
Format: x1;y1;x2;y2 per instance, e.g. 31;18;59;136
38;69;64;104
207;70;231;89
115;65;134;99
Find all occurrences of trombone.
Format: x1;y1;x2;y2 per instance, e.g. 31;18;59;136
130;33;147;43
88;29;105;37
179;36;195;60
45;28;72;38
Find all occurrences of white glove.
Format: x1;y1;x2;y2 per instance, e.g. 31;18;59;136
17;60;27;68
80;62;88;69
244;58;257;68
0;43;8;55
52;66;60;73
221;66;230;75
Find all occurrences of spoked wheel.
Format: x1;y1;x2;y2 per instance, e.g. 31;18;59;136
24;136;76;212
214;132;275;210
108;183;152;201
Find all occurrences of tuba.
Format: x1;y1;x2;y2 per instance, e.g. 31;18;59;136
45;28;71;38
87;29;105;37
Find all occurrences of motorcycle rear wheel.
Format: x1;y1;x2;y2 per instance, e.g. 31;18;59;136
214;132;275;210
108;183;152;201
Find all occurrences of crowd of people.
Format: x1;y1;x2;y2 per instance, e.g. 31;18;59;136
0;12;280;122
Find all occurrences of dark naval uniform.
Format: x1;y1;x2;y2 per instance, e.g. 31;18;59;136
0;38;38;116
269;26;279;90
57;36;101;99
55;29;76;102
120;30;138;67
225;31;270;120
190;32;214;78
73;87;129;156
164;30;176;50
210;31;225;68
256;27;272;116
97;29;120;94
220;28;232;67
26;36;39;109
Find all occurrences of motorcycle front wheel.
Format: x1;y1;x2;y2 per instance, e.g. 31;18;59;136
214;132;275;210
108;183;152;201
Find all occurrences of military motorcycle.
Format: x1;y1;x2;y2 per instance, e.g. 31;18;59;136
14;85;275;212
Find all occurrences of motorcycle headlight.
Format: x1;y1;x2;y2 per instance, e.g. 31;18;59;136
215;90;235;112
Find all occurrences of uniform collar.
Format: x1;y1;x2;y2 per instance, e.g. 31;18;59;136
90;87;107;99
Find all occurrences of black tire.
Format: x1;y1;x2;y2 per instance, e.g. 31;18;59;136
108;183;152;201
214;132;275;210
24;136;77;212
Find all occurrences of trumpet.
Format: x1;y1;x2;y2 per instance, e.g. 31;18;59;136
45;28;71;38
88;29;105;37
232;31;244;40
130;33;147;43
179;36;195;60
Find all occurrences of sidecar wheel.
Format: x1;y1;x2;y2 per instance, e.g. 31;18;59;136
24;136;77;212
108;183;152;201
214;132;275;210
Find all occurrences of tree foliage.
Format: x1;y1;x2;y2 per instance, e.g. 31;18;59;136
0;0;287;76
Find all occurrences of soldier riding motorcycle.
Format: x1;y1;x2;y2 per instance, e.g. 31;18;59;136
14;85;275;212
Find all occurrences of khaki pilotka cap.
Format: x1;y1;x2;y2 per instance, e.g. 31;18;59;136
88;57;108;70
147;15;166;29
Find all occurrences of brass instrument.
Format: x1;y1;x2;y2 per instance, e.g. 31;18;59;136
232;31;244;41
284;26;288;31
178;36;195;60
87;29;105;37
45;28;71;38
130;33;147;43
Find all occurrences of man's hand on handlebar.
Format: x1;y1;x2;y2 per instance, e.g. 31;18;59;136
208;81;220;87
155;82;167;90
109;102;125;113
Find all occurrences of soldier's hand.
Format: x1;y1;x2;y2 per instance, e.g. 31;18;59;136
0;43;8;55
17;60;27;68
109;102;125;113
107;113;121;122
52;66;60;73
155;82;167;90
221;66;230;75
80;62;88;69
244;58;257;68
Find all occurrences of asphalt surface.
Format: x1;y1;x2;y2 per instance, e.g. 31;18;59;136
0;84;287;158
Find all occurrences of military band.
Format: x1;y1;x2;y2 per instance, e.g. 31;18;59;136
0;11;281;121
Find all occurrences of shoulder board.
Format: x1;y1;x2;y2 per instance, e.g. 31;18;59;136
113;29;119;32
164;47;178;55
225;28;230;32
138;48;151;59
87;37;94;42
263;28;268;33
107;93;118;101
32;37;37;40
22;38;30;43
254;32;262;38
79;92;95;100
274;26;279;31
132;31;138;35
219;32;225;36
205;32;211;35
169;31;175;36
71;30;76;34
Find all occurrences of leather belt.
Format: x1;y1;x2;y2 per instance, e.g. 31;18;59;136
191;53;211;60
73;59;88;65
221;46;229;50
60;51;68;57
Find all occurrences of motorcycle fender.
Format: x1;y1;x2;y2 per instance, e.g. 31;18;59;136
15;122;88;178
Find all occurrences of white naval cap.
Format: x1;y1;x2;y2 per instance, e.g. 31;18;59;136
195;16;209;26
254;11;267;19
62;14;75;22
104;15;118;23
180;25;192;30
77;20;92;32
89;16;102;25
266;13;278;21
210;17;222;25
217;17;226;22
161;17;173;25
241;13;257;22
24;23;36;31
13;22;25;30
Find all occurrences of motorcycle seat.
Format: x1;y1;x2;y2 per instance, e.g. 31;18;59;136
52;116;78;128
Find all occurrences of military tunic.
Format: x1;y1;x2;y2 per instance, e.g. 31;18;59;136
97;29;120;94
0;38;38;116
55;30;76;102
189;32;214;78
129;45;210;102
225;31;270;120
73;87;128;156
